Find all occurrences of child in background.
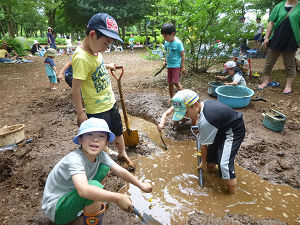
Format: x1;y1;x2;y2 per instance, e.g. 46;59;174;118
44;48;58;90
72;13;135;170
129;34;135;51
65;35;72;54
42;118;152;225
215;61;247;86
161;23;186;100
158;89;245;195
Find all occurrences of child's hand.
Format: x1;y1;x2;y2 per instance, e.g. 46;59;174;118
163;62;167;67
181;66;186;75
77;113;88;127
116;193;133;212
157;123;164;131
106;63;116;71
140;183;153;193
197;161;206;170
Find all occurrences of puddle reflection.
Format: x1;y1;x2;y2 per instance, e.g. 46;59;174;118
119;116;300;225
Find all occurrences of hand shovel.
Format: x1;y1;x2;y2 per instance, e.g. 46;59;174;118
111;66;139;147
133;207;162;225
191;126;204;187
158;130;167;150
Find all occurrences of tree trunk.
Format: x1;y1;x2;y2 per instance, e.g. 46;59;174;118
3;5;15;37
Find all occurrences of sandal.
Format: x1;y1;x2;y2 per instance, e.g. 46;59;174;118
258;82;269;90
283;89;292;94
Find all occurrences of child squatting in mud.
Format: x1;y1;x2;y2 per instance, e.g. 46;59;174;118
158;89;245;195
42;118;152;224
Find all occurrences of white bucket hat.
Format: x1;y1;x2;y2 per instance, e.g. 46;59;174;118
33;40;39;45
222;61;236;73
73;118;116;144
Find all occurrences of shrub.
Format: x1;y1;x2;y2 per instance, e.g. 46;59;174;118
0;38;27;56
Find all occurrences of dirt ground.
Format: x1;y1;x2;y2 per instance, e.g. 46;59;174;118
0;49;299;225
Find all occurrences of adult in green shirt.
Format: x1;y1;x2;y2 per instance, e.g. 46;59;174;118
258;0;300;94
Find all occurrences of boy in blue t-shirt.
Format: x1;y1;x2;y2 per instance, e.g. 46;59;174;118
44;48;58;90
161;23;186;100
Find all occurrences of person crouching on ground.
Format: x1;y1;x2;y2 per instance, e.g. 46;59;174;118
158;89;245;195
44;48;58;90
215;61;247;86
42;118;152;225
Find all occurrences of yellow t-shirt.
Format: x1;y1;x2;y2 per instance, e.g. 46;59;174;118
72;47;116;114
0;49;8;58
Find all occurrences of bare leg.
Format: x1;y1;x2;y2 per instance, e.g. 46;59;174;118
226;178;237;195
84;201;103;214
168;82;174;99
174;82;183;92
284;77;294;92
207;162;217;171
114;135;135;169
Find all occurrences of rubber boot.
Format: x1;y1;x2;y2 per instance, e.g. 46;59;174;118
83;203;106;225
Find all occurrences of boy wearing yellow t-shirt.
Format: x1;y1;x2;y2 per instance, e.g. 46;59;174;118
72;13;135;170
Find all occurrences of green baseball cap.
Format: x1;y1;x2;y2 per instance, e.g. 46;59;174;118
171;89;199;121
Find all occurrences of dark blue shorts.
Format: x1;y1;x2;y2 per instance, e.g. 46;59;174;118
254;33;262;41
87;103;123;137
207;119;245;179
64;72;73;88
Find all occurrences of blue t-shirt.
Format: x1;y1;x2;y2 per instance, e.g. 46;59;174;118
44;57;56;77
164;38;184;68
47;32;55;44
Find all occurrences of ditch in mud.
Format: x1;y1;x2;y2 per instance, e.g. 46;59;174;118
0;50;299;225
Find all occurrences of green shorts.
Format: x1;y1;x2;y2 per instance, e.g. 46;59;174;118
54;164;110;225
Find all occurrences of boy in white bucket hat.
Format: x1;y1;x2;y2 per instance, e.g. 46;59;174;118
158;89;245;195
215;61;247;86
42;118;152;225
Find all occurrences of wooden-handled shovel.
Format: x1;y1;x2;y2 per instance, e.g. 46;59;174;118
111;66;139;147
133;206;162;225
191;126;204;187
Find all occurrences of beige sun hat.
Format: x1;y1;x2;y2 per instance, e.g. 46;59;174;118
296;48;300;61
47;27;53;31
46;48;57;57
33;40;39;45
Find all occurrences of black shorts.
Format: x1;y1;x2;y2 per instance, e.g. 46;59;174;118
207;119;245;179
87;103;123;137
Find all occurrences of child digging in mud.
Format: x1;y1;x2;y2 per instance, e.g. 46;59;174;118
215;61;247;87
158;89;245;195
71;13;135;170
42;118;152;225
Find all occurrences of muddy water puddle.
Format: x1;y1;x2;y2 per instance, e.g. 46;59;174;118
119;116;300;225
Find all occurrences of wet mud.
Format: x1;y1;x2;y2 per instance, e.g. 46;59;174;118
0;50;299;224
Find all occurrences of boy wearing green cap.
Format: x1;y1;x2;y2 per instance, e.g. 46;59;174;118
42;118;152;225
158;89;245;195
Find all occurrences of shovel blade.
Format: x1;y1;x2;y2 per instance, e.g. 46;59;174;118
142;213;162;225
123;129;139;147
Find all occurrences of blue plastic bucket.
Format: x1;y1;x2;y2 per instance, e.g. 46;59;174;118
215;85;254;108
208;81;223;97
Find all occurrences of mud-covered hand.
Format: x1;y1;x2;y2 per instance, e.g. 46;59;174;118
180;65;186;75
157;123;164;131
197;161;206;170
140;183;153;193
116;193;133;212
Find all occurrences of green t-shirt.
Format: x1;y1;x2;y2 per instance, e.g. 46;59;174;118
269;1;300;44
72;47;116;114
